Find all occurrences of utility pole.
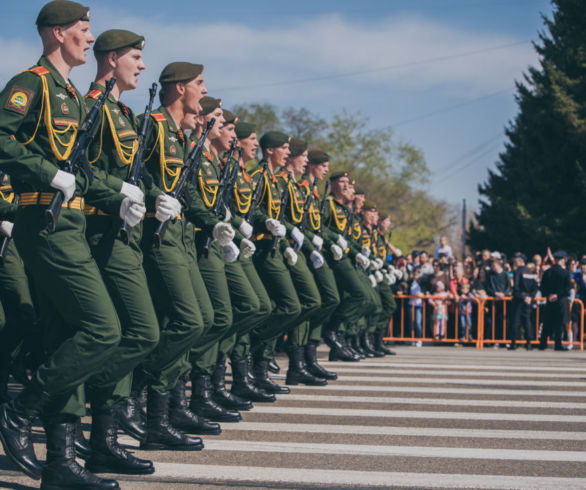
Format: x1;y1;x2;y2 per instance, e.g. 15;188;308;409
461;199;466;261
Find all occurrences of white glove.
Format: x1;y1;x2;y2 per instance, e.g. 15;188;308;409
375;270;384;283
223;206;231;222
337;235;348;250
369;260;378;271
155;194;181;222
393;268;403;280
50;169;75;202
224;240;240;263
265;218;286;238
356;252;370;270
312;235;323;250
283;247;298;266
0;221;13;237
375;258;384;270
119;197;146;227
240;238;256;259
330;244;343;261
309;250;324;269
239;220;253;239
384;273;393;285
120;182;144;203
213;222;235;246
361;246;371;258
368;275;377;288
291;226;304;249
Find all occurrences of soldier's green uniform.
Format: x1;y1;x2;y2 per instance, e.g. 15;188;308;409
373;226;397;353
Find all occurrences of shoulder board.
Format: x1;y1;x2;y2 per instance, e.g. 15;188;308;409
278;171;288;179
313;187;320;198
203;150;214;161
28;66;50;77
151;113;166;122
301;179;309;187
85;89;102;100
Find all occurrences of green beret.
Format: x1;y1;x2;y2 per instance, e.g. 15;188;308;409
330;171;349;182
222;109;238;125
354;186;366;195
235;121;255;140
200;96;221;116
259;131;290;150
36;0;89;26
288;138;307;157
94;29;145;52
308;150;329;165
363;199;376;211
159;62;203;84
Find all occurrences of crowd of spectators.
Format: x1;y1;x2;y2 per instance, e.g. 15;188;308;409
387;236;582;350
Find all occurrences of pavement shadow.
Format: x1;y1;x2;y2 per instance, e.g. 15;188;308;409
0;455;38;489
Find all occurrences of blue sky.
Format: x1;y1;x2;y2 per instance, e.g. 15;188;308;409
2;0;553;211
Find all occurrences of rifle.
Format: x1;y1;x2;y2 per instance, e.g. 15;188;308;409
271;171;291;255
342;199;357;240
45;77;116;232
244;162;267;226
0;171;16;264
203;139;239;251
317;181;330;237
153;118;215;248
293;178;317;251
119;82;158;245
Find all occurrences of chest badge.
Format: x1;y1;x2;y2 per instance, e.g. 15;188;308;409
56;92;67;100
206;168;212;176
118;117;125;127
61;102;69;115
169;145;176;155
111;107;120;115
169;136;177;143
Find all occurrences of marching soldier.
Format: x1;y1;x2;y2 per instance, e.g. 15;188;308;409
0;2;132;488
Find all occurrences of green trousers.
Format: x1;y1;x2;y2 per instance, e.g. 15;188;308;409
14;207;121;421
226;256;272;362
84;216;160;408
375;282;397;337
286;251;321;351
252;241;302;361
325;254;371;336
0;240;36;368
308;259;340;344
141;218;206;393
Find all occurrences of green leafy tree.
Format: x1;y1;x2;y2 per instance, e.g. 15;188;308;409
470;0;586;255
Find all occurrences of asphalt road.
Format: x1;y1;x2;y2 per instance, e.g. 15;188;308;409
2;344;586;489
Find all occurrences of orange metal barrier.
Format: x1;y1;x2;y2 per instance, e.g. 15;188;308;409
384;294;483;348
384;295;584;351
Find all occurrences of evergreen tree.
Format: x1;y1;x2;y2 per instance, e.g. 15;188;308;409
469;0;586;256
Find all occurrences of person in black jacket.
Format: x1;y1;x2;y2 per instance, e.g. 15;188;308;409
485;257;511;345
539;251;571;351
509;253;538;350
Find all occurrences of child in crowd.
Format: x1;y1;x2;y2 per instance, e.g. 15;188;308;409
409;268;423;346
430;281;449;339
458;282;474;341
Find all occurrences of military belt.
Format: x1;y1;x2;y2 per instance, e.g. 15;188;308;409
145;212;184;221
252;233;275;242
19;192;84;211
83;205;109;216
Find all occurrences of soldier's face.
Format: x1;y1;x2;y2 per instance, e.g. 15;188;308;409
113;47;145;92
60;20;94;67
271;143;290;168
288;150;308;176
315;161;329;180
355;194;365;209
238;133;258;161
183;75;207;114
216;123;236;152
331;176;349;197
206;108;224;139
181;113;198;131
364;209;376;226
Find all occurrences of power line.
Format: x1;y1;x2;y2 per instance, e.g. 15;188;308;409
435;132;504;173
217;40;531;92
435;141;503;184
393;88;512;127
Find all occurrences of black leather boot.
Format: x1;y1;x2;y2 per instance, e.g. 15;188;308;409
267;358;281;374
41;421;120;490
323;329;344;351
169;377;221;435
231;358;275;402
253;359;290;394
86;405;154;475
353;334;372;358
212;363;252;411
305;343;337;380
374;336;396;355
0;366;11;404
190;375;241;422
0;378;49;479
363;332;384;357
286;347;327;386
140;389;203;451
118;370;147;442
328;343;359;362
344;335;364;360
75;418;92;460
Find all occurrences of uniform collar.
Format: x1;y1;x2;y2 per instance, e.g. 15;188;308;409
38;56;72;91
88;81;119;104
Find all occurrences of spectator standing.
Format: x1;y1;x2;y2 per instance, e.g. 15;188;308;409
539;251;571;351
435;236;453;259
409;268;423;346
429;281;449;339
486;257;511;345
509;253;539;350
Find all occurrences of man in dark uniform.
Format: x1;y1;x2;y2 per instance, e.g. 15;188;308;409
539;250;571;351
509;252;538;350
